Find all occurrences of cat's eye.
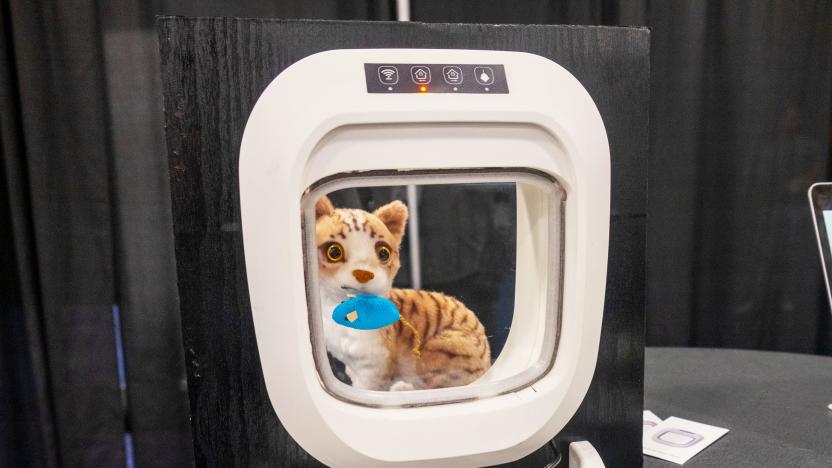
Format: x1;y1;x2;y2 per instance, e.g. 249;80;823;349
324;242;344;262
376;243;392;263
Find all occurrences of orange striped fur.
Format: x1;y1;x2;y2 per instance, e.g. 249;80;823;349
315;195;491;391
384;289;491;389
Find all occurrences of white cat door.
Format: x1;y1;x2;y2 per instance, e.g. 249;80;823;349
240;49;610;466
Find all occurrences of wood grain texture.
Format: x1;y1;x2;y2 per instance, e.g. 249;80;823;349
159;18;647;467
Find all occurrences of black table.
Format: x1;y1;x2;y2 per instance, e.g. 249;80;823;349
644;348;832;467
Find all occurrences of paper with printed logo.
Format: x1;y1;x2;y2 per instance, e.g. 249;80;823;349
643;416;729;465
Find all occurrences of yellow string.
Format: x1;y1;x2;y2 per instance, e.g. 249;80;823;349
398;316;422;359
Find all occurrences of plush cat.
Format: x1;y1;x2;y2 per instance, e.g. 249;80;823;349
315;195;491;391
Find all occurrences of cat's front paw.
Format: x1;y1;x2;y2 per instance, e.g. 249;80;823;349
389;380;415;391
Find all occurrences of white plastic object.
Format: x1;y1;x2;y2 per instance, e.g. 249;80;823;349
808;182;832;310
239;49;610;466
396;0;410;21
569;441;606;468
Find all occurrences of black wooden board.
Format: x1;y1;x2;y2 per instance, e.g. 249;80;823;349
159;18;648;467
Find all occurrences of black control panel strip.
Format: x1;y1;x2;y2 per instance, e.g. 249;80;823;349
365;63;508;94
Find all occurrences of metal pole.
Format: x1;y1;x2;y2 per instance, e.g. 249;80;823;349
396;0;421;289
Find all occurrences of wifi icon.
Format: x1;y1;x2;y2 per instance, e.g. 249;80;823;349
377;66;399;85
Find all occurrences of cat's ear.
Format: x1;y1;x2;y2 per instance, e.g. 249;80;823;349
315;196;335;219
374;200;408;243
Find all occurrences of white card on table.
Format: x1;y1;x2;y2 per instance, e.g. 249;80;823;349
643;410;663;433
643;416;729;465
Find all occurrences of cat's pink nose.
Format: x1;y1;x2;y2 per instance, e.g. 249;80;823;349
352;269;374;283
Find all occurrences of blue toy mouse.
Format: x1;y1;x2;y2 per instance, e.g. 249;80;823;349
332;294;401;330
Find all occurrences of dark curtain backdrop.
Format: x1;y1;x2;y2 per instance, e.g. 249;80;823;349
1;0;830;467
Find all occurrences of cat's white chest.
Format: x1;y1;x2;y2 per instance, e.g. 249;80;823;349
322;313;382;360
320;294;391;389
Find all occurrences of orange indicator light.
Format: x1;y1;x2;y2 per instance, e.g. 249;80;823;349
419;85;428;93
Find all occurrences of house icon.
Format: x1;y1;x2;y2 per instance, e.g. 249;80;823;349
411;66;431;84
443;66;463;84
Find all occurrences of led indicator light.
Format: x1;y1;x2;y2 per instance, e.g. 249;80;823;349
419;85;428;93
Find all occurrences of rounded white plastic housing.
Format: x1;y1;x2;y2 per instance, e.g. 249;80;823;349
239;49;610;466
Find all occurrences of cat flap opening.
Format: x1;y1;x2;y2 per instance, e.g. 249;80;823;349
240;49;609;466
303;169;564;407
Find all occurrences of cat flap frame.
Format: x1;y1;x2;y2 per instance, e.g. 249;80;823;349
239;49;610;466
